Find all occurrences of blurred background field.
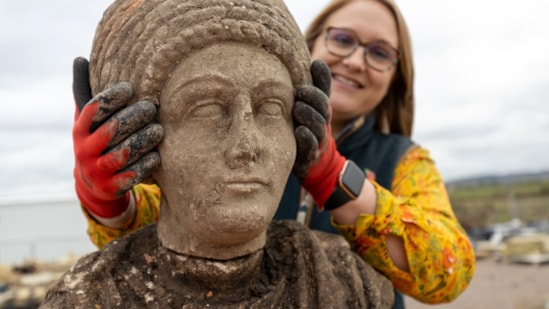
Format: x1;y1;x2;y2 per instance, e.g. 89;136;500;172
448;172;549;232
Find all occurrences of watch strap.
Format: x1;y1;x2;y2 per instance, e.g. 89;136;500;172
324;185;353;211
323;160;365;211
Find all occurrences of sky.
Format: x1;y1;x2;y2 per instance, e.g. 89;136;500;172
1;0;549;202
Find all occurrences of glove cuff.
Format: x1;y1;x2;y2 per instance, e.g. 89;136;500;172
301;136;346;209
77;189;131;219
90;192;136;228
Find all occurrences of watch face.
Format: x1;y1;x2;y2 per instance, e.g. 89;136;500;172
340;161;365;198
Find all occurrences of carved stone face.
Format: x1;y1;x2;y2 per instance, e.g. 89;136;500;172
155;42;296;259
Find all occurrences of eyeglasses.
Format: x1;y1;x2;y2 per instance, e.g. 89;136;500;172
324;27;399;72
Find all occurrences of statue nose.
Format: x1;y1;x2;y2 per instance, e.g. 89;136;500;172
224;99;260;168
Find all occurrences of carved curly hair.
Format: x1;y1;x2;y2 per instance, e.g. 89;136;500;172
89;0;312;105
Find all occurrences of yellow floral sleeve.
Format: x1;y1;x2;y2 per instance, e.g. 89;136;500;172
83;183;161;249
333;147;475;304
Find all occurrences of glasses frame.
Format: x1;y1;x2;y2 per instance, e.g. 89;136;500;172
324;26;400;72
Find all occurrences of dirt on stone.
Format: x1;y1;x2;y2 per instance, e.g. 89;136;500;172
40;221;394;308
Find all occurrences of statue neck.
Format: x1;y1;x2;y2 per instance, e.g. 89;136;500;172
163;247;264;298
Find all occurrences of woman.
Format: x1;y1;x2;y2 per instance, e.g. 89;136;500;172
295;0;475;305
71;0;475;306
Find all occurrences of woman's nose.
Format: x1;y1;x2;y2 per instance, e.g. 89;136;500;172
342;47;367;71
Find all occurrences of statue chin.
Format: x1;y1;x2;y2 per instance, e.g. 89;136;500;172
157;211;269;260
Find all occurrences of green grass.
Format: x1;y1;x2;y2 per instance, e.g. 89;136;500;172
448;179;549;229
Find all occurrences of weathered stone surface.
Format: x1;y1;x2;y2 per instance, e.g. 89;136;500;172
41;221;393;308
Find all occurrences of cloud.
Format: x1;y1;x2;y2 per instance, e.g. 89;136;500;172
396;0;549;180
0;1;111;82
0;75;74;128
0;129;74;198
284;0;331;31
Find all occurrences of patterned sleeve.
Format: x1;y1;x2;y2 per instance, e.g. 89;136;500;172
333;146;476;304
83;183;161;249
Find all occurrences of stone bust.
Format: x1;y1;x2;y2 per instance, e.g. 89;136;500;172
41;0;394;308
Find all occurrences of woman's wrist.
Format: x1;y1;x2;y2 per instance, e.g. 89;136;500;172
330;179;377;224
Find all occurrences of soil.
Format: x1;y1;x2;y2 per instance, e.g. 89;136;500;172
404;258;549;309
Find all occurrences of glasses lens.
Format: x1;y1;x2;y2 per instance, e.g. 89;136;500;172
365;42;398;71
325;28;357;57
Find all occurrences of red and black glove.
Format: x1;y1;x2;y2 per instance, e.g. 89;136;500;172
72;57;164;219
293;60;346;210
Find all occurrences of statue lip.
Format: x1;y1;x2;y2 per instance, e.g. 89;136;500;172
223;177;269;193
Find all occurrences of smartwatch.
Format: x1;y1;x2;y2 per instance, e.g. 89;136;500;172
324;160;365;211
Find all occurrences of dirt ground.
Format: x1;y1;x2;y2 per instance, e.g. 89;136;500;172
404;258;549;309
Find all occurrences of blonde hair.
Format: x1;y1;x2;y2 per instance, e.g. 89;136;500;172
304;0;415;137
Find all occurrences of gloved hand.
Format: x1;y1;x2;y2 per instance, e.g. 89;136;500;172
72;57;164;219
293;60;346;210
292;60;331;180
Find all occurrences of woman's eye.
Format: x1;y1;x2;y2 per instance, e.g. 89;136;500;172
256;100;284;117
333;34;355;47
369;45;391;59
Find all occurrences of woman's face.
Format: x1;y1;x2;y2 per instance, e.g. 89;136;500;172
156;43;296;256
311;0;399;133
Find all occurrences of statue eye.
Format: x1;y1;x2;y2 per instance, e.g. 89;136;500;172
256;99;284;118
188;101;225;119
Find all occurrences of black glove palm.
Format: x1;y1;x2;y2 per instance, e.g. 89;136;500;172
292;60;331;181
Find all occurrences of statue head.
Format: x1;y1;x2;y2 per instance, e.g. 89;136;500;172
89;0;311;259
